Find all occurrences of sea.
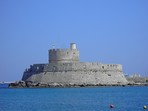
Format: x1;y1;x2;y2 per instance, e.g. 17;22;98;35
0;84;148;111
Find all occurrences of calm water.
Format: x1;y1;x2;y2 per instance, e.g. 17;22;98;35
0;85;148;111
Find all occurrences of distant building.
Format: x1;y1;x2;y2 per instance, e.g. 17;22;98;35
131;74;141;78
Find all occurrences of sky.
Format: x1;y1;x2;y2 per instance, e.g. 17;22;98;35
0;0;148;81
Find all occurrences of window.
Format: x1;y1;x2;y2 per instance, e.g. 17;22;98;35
108;74;111;76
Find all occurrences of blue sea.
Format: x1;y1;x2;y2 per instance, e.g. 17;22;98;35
0;85;148;111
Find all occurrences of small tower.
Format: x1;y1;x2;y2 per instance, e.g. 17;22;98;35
70;43;77;50
48;43;79;63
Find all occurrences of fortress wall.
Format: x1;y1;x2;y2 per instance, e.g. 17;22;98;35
49;49;79;63
25;71;128;85
25;64;45;73
24;63;122;74
43;63;122;72
23;63;124;83
27;73;43;82
100;64;122;71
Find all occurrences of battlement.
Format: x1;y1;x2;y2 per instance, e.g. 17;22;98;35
49;43;77;52
49;48;78;52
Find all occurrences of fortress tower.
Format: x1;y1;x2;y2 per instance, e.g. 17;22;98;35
48;43;79;63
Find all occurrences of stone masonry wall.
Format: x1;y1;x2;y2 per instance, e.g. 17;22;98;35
22;63;127;85
25;71;127;85
45;63;119;71
49;49;79;63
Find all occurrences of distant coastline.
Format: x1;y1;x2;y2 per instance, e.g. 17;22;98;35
0;83;9;88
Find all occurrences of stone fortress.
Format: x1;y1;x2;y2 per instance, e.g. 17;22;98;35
22;43;128;87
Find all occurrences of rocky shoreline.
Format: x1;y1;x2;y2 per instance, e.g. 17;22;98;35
8;81;148;88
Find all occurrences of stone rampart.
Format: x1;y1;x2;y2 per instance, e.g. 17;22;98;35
24;70;127;85
24;62;122;73
22;62;126;85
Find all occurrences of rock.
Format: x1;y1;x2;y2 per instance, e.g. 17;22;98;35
9;81;26;88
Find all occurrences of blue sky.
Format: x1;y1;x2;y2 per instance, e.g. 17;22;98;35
0;0;148;81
